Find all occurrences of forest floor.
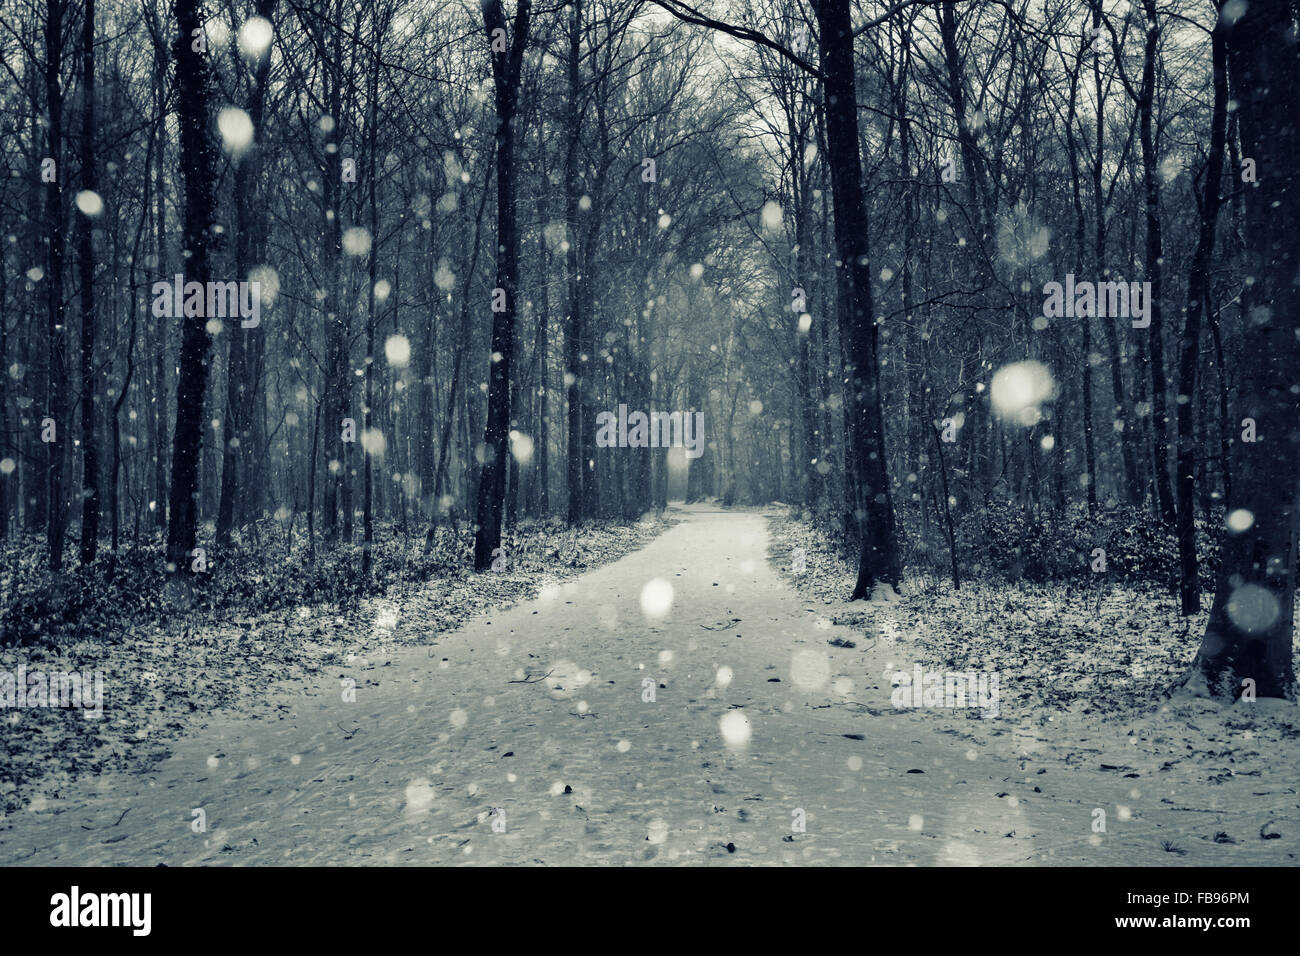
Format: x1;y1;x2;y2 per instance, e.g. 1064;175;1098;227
0;517;669;821
1;503;1297;865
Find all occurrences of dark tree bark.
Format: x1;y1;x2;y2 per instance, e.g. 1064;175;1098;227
929;417;959;588
1174;14;1228;615
317;17;347;546
216;0;276;548
505;366;520;527
152;65;169;530
1064;30;1097;517
792;127;818;509
684;370;709;503
472;0;531;571
1180;0;1299;701
1209;304;1231;504
44;0;69;572
1137;0;1177;525
112;181;143;556
563;0;586;525
1091;0;1141;506
812;0;902;598
362;11;381;576
165;0;218;572
936;0;996;514
533;183;550;518
0;244;7;539
426;152;491;546
307;393;319;563
77;0;100;564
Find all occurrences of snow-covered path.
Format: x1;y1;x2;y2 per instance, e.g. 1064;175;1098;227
2;505;1295;865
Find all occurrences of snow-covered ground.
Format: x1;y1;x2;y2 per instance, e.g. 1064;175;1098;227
1;504;1296;865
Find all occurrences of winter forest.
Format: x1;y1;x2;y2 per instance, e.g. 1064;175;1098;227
0;0;1298;871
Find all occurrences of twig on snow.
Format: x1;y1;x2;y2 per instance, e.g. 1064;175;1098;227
81;807;131;831
700;619;741;631
507;669;554;684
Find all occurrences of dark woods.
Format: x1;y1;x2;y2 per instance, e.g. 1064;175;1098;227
0;0;1295;699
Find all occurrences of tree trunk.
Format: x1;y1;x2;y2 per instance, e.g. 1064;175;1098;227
45;0;69;572
813;0;902;599
534;208;550;517
505;367;520;527
1092;0;1141;506
1209;305;1231;505
216;0;276;548
362;21;380;577
1065;38;1097;517
563;0;585;525
1174;17;1228;615
1138;0;1177;525
77;0;100;564
1180;0;1299;701
472;0;531;571
320;27;346;546
165;0;218;572
152;67;169;530
0;240;8;539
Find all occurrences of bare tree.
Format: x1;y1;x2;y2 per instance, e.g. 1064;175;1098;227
1179;0;1299;701
77;0;100;564
1174;8;1228;615
44;0;69;571
165;0;219;573
472;0;532;570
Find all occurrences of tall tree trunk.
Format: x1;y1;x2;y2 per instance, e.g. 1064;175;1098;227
505;367;520;527
1209;305;1231;504
1174;16;1228;615
0;242;8;539
1180;0;1299;701
531;126;551;520
307;393;319;563
472;0;531;571
897;34;919;524
1065;36;1097;517
813;0;901;599
45;0;69;571
783;75;819;509
362;19;380;576
1138;0;1177;525
1092;0;1140;506
153;68;169;529
77;0;99;564
429;306;464;531
534;206;550;517
216;0;276;548
684;371;708;503
112;203;140;557
563;0;585;525
165;0;218;572
0;239;7;538
793;167;817;509
938;0;995;515
320;28;345;545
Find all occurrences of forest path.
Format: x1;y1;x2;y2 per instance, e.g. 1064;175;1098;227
0;505;1270;865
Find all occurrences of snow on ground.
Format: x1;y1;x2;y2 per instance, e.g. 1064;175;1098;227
1;504;1296;865
0;519;666;821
